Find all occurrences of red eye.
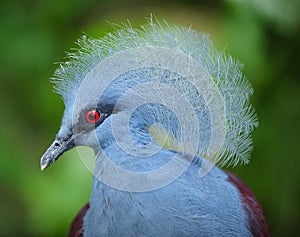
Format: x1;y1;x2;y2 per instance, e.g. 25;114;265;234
85;110;100;124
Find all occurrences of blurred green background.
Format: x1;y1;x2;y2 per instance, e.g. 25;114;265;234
1;0;299;236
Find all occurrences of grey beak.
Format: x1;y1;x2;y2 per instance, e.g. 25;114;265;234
40;136;75;171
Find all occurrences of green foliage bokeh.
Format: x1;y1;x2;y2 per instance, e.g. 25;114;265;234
0;0;299;236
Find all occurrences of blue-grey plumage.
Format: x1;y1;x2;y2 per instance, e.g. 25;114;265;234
84;139;251;236
40;19;269;237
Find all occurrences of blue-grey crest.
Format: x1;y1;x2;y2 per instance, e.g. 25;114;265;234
40;18;267;237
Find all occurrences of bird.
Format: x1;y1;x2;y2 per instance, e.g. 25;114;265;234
40;19;269;237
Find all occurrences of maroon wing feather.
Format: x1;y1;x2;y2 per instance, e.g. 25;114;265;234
226;171;270;237
68;203;90;237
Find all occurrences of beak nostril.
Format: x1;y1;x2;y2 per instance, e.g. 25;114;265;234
40;137;74;171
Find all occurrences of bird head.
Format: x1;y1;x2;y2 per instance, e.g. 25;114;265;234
40;20;258;187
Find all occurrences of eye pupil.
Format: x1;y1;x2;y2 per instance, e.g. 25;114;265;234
85;110;100;124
